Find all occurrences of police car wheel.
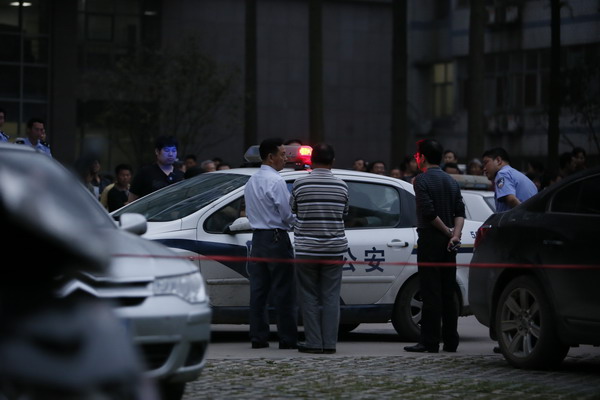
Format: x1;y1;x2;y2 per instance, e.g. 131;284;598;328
391;278;422;342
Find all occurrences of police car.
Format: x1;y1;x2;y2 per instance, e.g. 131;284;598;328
449;174;496;222
113;146;482;341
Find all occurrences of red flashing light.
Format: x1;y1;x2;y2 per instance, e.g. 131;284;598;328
297;146;312;165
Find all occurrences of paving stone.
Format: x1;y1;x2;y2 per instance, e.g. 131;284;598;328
182;354;600;399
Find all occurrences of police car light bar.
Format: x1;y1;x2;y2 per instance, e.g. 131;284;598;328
450;174;493;190
244;145;313;169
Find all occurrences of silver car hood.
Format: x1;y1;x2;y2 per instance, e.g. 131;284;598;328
101;228;197;280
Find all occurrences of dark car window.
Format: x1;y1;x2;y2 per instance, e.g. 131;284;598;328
114;173;250;222
550;175;600;215
204;197;245;233
344;182;405;228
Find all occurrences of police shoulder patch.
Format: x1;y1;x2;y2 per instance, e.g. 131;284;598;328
497;177;505;189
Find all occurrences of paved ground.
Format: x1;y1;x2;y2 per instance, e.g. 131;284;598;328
182;318;600;399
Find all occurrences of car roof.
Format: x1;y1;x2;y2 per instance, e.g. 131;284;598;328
211;167;416;192
461;189;494;197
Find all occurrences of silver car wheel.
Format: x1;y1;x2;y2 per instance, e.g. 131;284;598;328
495;276;569;369
499;286;541;357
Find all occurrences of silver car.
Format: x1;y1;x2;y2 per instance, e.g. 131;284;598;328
0;143;211;400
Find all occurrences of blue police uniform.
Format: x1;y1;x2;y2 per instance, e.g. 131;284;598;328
494;165;537;212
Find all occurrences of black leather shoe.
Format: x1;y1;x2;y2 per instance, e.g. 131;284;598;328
298;343;323;354
442;345;457;353
404;343;439;353
493;346;502;354
323;348;336;354
279;342;298;350
251;341;269;349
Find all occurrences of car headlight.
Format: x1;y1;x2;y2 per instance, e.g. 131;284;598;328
151;272;208;304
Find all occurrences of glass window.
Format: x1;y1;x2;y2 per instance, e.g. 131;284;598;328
344;182;401;229
85;0;116;13
23;103;48;126
22;1;49;35
524;73;537;107
432;62;454;117
114;173;251;221
114;15;139;48
0;34;21;62
23;37;49;63
551;176;600;215
87;14;113;41
204;197;245;234
0;65;20;98
24;66;48;100
0;3;19;32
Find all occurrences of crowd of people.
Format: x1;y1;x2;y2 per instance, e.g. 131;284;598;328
351;146;592;192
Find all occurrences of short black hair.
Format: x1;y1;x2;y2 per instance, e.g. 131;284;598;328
27;117;45;129
259;137;284;160
443;162;461;173
482;147;511;164
155;135;178;151
416;139;443;165
184;154;197;161
114;163;133;175
311;143;335;165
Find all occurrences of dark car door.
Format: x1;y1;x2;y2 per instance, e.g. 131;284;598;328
537;173;600;333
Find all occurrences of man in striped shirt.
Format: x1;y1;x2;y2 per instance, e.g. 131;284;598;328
290;143;349;354
405;138;465;354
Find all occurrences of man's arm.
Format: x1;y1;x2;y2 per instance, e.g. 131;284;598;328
501;194;521;209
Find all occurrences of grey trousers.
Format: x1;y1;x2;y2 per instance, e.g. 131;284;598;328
296;256;343;350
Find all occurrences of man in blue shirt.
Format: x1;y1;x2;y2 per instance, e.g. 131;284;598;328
0;108;9;142
20;118;51;157
482;147;538;213
244;138;298;350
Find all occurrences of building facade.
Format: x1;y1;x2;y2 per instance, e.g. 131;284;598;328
0;0;598;172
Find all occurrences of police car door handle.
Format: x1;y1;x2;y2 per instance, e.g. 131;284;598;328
543;239;564;246
387;239;409;248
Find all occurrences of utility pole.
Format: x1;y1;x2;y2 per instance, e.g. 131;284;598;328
548;0;561;168
244;0;257;150
467;0;486;161
309;0;324;144
391;0;408;168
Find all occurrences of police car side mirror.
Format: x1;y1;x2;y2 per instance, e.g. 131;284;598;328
227;217;252;234
118;213;147;235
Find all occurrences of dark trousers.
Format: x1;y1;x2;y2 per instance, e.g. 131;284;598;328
248;230;297;345
417;229;459;349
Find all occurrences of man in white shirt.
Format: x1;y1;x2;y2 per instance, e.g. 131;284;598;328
244;137;298;350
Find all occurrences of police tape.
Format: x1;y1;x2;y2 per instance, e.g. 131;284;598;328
111;253;600;269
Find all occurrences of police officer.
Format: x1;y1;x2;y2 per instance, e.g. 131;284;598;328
481;147;537;212
19;118;51;157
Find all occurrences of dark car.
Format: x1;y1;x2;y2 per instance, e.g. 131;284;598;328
469;166;600;369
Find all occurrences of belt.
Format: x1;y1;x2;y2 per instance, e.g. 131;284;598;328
253;228;288;232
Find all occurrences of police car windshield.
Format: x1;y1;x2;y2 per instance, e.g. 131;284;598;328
114;173;250;222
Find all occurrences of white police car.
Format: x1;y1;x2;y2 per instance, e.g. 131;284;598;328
113;146;482;341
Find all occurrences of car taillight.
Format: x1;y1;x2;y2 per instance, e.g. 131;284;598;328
474;224;492;248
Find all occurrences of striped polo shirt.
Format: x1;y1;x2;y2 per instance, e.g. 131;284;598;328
290;168;349;257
